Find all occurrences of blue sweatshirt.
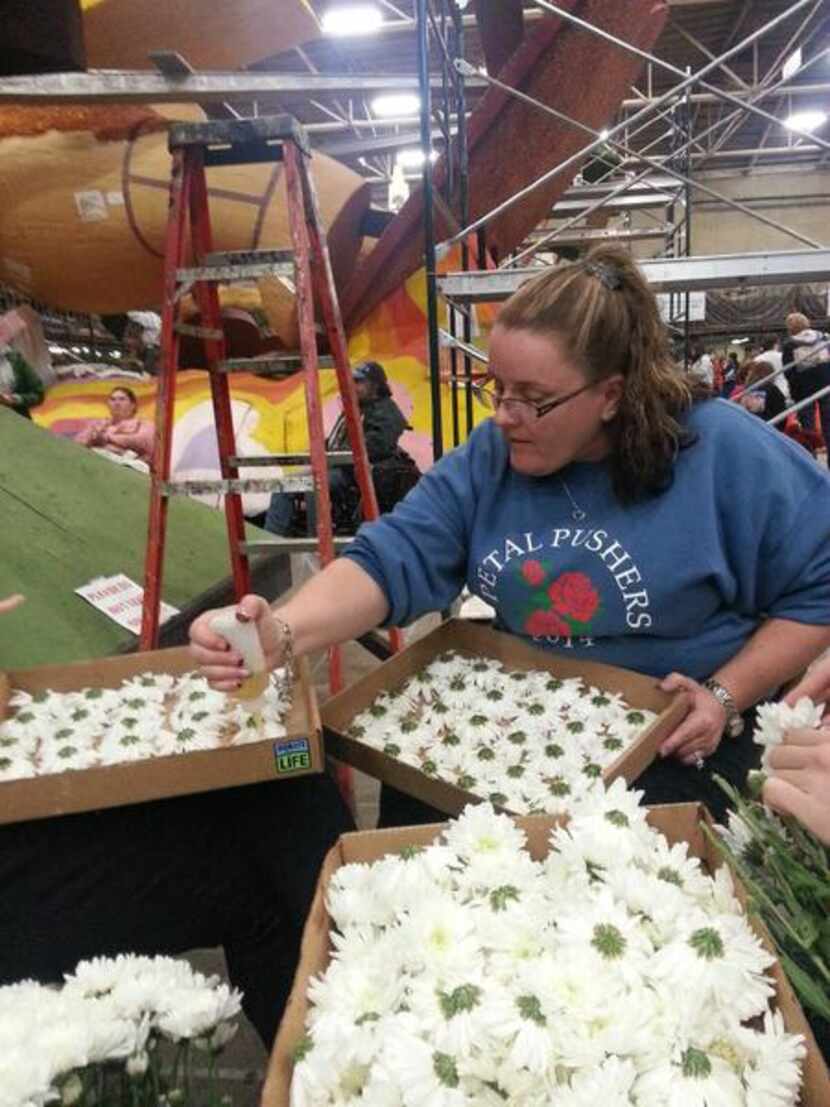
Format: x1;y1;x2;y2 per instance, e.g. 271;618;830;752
345;400;830;680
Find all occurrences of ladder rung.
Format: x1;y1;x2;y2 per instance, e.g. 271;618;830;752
229;451;353;468
178;249;294;284
240;536;353;554
215;354;335;375
160;476;312;496
169;115;310;157
173;322;224;341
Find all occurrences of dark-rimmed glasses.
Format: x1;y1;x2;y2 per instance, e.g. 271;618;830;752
472;379;595;421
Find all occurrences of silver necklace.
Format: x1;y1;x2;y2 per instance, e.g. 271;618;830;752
560;477;586;522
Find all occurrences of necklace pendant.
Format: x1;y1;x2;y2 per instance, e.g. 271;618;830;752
571;508;586;522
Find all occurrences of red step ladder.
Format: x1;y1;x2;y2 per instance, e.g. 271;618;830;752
140;115;400;691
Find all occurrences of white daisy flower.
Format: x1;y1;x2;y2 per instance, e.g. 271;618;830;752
633;1044;745;1107
754;697;824;768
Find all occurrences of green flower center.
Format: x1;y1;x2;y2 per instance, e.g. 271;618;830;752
591;923;626;960
439;983;482;1018
488;792;508;806
626;710;646;725
545;743;564;758
689;927;724;960
657;866;683;887
486;689;504;702
469;714;488;727
548;777;571;797
490;885;520;911
383;742;401;757
516;994;546;1025
583;762;602;779
592;694;611;706
433;1052;460;1088
442;732;461;746
567;720;585;734
507;764;525;779
507;731;526;745
603;736;624;751
477;746;496;761
682;1047;712;1079
605;810;629;828
293;1035;313;1063
527;703;545;716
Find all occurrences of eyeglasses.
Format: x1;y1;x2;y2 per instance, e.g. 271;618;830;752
472;380;595;421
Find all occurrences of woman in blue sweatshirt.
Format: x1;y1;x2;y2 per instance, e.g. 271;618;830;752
190;245;830;822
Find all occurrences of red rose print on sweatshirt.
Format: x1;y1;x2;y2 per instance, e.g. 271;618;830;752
548;572;600;624
524;608;572;638
521;559;546;587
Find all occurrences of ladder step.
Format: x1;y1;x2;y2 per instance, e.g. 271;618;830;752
178;249;294;284
169;115;310;158
229;451;353;468
240;536;354;555
215;354;335;375
160;476;313;496
173;322;224;341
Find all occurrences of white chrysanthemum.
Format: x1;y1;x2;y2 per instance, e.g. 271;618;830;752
634;1044;745;1107
397;894;485;979
754;697;823;768
556;1055;637;1107
382;1026;468;1107
442;803;527;867
477;971;557;1076
327;861;396;930
97;731;157;765
735;1009;805;1107
155;981;242;1042
0;752;35;781
38;739;100;775
649;912;774;1021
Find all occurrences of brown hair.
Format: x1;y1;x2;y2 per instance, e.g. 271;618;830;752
743;359;771;387
109;386;138;412
496;244;701;502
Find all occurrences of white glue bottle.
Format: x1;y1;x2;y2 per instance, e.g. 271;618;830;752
209;608;269;711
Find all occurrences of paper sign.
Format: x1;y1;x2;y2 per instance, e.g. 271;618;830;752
75;574;179;635
74;190;108;222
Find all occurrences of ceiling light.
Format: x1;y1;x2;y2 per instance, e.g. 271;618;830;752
397;147;438;168
372;92;420;117
321;6;382;35
784;110;827;133
782;47;802;82
599;128;610;140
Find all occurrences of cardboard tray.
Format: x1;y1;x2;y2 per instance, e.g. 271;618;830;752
262;804;830;1107
0;646;323;825
322;619;688;815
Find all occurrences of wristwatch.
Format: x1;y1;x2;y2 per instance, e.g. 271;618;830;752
702;678;744;738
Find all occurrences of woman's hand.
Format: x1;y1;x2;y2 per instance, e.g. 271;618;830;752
784;655;830;709
657;672;727;766
189;594;285;690
763;727;830;845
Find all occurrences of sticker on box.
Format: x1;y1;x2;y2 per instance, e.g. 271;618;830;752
273;737;311;774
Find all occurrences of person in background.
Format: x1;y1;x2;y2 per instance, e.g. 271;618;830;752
190;244;830;827
763;656;830;846
783;312;830;448
265;360;411;536
0;343;44;419
756;335;791;404
689;342;714;390
74;386;155;467
735;359;787;425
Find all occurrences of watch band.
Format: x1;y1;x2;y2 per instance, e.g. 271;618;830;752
702;677;744;738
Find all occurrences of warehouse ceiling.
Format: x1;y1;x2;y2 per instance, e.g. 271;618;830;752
242;0;830;202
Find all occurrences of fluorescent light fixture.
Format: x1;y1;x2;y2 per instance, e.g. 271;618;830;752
321;5;382;35
784;109;827;133
732;337;750;345
782;47;802;82
397;147;438;168
371;92;420;118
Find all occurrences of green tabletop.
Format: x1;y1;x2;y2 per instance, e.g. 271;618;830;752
0;409;258;668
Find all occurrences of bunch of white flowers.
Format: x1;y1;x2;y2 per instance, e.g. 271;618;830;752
0;668;291;783
345;651;657;815
0;954;242;1107
752;696;824;771
291;783;805;1107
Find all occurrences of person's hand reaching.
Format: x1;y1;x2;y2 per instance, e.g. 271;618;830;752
189;595;285;691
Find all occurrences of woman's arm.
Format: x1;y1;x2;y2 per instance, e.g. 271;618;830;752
660;619;830;764
189;559;389;689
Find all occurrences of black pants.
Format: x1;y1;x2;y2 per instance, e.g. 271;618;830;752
379;709;761;829
0;774;353;1048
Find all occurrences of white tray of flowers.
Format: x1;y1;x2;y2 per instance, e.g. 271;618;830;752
321;619;687;816
262;788;830;1107
0;644;322;824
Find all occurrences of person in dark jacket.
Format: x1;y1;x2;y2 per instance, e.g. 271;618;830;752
0;345;44;418
265;360;413;536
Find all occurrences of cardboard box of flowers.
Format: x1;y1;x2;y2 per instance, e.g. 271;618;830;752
262;789;830;1107
0;644;322;824
321;618;688;817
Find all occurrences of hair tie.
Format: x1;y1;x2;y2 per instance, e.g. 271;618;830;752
584;260;623;290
